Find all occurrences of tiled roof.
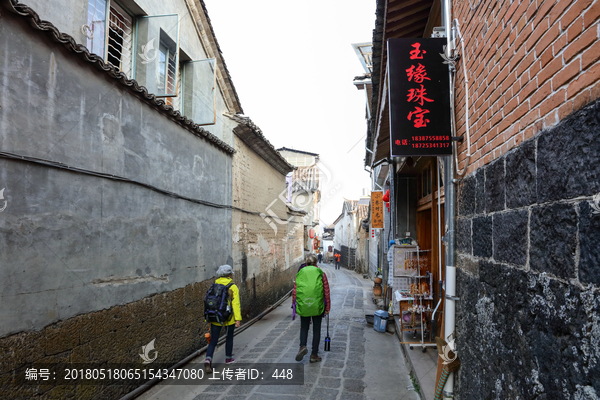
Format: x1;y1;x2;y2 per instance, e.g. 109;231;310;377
277;147;320;157
291;165;319;192
226;114;294;176
353;74;372;81
5;0;235;154
196;0;243;114
343;199;359;214
286;203;307;215
357;204;369;220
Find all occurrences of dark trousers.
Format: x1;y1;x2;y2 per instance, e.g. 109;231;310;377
335;261;340;269
206;323;235;360
300;315;323;355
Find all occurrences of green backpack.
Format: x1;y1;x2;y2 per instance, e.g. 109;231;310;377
296;266;325;317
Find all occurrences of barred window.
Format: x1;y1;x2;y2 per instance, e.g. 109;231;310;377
84;0;133;78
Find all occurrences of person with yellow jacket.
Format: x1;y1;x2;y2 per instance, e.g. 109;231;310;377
204;265;241;373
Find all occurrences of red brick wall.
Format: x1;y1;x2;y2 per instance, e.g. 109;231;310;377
453;0;600;174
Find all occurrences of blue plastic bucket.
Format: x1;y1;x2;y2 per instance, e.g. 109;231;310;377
373;310;389;333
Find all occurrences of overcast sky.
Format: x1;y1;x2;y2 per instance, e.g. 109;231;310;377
203;0;376;227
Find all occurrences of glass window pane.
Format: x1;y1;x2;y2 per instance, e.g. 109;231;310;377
157;43;167;93
86;0;107;58
182;59;216;125
135;14;179;97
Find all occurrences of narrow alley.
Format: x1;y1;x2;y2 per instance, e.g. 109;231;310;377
2;0;599;398
138;263;419;400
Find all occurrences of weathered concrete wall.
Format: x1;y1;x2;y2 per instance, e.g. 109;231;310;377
454;99;600;399
334;217;344;252
230;135;301;315
356;228;369;274
232;136;288;275
23;0;236;144
287;218;305;269
0;11;232;337
368;231;379;277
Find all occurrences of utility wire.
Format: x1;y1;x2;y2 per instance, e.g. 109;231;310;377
0;150;291;219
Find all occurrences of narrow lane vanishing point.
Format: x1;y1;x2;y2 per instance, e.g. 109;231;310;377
137;263;419;400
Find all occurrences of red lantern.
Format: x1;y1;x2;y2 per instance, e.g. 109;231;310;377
309;229;316;239
382;189;390;211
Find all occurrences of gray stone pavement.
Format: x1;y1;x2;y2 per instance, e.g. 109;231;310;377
137;263;419;400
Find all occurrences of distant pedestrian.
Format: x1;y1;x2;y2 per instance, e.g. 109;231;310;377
334;253;341;269
204;265;242;373
318;253;323;263
293;254;331;363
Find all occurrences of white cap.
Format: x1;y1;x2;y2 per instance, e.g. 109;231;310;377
216;264;234;277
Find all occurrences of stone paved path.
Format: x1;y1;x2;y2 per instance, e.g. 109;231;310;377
137;263;419;400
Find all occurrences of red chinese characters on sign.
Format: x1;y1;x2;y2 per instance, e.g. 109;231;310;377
409;43;426;59
407;107;430;128
405;64;430;83
407;85;433;106
388;38;451;156
404;43;434;130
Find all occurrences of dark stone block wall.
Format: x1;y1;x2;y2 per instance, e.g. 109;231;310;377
472;215;492;258
454;99;600;399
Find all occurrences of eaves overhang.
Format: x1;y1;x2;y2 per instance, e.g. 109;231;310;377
194;0;244;114
226;114;295;176
365;0;438;167
286;203;308;216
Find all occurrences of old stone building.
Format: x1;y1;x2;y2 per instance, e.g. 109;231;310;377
227;114;301;313
333;198;370;272
364;0;599;398
277;147;322;254
0;0;299;398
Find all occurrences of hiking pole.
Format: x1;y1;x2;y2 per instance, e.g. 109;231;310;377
324;314;331;351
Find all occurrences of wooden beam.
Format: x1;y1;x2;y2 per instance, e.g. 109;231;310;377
389;24;429;38
387;0;426;13
387;17;429;37
387;2;433;24
424;0;442;38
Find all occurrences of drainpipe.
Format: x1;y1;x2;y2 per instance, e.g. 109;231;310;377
391;158;397;239
442;0;457;397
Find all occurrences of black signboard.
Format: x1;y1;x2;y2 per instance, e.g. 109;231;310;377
388;38;452;157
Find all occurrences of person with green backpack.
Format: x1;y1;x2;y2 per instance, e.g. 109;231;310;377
292;254;331;363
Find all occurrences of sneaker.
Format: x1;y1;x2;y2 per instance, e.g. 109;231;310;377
310;354;322;363
204;359;212;374
295;346;308;361
225;357;236;364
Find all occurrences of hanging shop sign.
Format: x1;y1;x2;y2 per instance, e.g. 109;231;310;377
388;38;452;157
371;191;384;229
